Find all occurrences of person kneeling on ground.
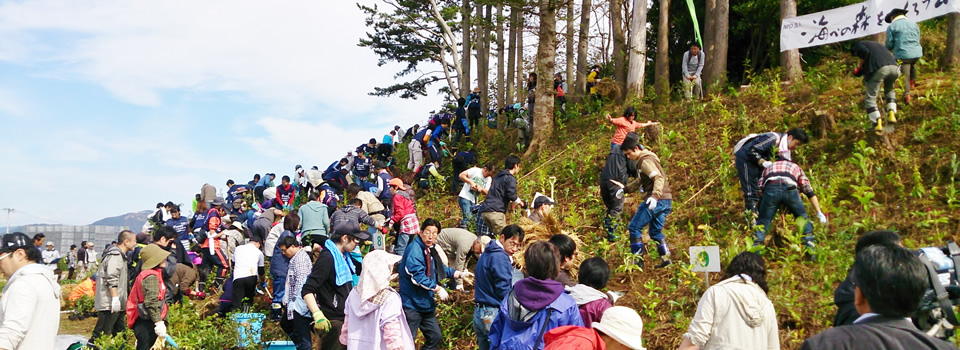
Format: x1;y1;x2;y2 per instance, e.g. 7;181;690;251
543;306;647;350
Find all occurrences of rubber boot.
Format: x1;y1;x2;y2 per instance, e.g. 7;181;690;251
270;303;283;321
886;102;898;123
656;243;673;268
630;242;646;268
868;111;883;132
604;216;620;242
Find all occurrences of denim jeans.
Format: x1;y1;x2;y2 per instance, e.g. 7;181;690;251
754;183;814;247
289;312;313;350
395;233;413;257
404;308;442;350
458;197;475;228
628;199;673;243
473;305;498;350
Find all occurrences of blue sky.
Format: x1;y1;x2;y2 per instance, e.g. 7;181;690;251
0;0;444;226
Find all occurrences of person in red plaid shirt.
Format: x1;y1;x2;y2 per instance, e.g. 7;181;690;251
753;159;827;258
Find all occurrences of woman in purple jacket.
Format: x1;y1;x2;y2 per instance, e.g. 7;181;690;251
488;241;584;350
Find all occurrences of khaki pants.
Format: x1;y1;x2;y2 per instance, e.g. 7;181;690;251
407;140;423;171
683;76;702;100
481;211;507;235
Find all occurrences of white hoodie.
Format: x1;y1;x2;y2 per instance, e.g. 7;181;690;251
0;263;62;350
683;276;780;350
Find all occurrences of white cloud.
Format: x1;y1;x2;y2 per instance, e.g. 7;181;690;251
0;0;443;116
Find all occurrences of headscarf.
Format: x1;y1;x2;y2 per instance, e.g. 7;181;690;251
357;250;402;301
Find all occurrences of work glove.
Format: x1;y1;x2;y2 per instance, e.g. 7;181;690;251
817;211;828;225
458;271;475;285
312;310;332;332
435;286;450;301
762;161;773;168
110;296;122;313
154;322;167;339
455;284;465;291
645;197;658;211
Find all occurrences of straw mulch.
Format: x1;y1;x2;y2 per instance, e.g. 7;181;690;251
513;214;587;280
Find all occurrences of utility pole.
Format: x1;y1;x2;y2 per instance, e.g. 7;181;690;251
3;208;13;234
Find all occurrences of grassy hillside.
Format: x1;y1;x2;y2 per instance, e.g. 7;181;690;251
412;48;960;348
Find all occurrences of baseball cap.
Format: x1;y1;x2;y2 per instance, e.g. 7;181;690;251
331;221;372;241
0;233;33;253
533;195;556;209
388;178;406;191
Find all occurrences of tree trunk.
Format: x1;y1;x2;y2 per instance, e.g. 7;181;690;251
484;5;493;110
476;5;489;112
943;13;960;70
610;0;627;93
780;0;801;82
575;0;592;95
497;5;506;108
704;0;728;94
566;0;576;91
654;0;670;102
526;0;558;158
461;0;472;97
507;8;518;104
625;0;647;100
517;13;526;104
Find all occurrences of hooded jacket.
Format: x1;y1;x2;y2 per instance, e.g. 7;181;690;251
342;288;416;350
489;277;584;350
632;150;672;201
566;284;614;328
474;240;514;307
683;276;779;350
479;170;519;214
95;245;129;311
0;263;61;350
299;201;331;235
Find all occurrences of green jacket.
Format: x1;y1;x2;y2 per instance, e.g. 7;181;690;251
886;17;923;60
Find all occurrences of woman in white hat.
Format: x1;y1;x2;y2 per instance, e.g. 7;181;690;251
543;306;647;350
339;250;414;350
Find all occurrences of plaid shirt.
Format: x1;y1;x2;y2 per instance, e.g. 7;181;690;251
759;160;815;198
285;248;312;319
399;213;421;235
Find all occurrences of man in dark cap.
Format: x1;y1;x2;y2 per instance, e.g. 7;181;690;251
885;7;923;104
0;232;61;349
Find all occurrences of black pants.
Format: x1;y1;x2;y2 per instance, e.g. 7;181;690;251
89;311;126;344
317;319;346;350
133;318;158;350
231;275;258;308
254;186;266;202
68;267;76;280
734;153;763;212
404;308;442;350
468;107;481;132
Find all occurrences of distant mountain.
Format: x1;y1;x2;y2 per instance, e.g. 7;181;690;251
90;210;153;228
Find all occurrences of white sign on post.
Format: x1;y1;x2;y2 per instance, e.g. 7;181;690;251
372;230;386;251
780;0;960;51
690;246;721;288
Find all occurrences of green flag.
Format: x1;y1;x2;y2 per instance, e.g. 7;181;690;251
686;0;703;48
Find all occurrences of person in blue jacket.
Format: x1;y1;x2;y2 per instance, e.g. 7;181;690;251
473;225;525;350
885;8;923;104
322;159;350;194
254;173;276;202
428;121;450;164
225;179;248;214
488;240;583;350
398;218;473;350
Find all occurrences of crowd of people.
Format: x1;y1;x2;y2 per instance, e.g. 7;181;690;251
0;11;945;348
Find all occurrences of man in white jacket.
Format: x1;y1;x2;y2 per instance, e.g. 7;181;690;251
0;232;61;350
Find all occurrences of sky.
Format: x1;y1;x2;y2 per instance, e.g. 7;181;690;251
0;0;446;226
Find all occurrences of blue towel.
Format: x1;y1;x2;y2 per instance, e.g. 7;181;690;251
324;239;355;286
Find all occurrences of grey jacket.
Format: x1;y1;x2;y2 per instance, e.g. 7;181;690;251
682;50;705;78
94;245;128;311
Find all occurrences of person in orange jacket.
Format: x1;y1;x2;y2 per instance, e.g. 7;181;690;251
69;275;97;303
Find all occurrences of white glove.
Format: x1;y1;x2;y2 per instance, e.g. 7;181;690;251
455;284;465;291
645;197;657;211
110;296;122;313
435;286;449;301
817;211;828;225
154;321;167;339
762;161;773;168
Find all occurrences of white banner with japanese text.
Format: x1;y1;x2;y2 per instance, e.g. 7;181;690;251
780;0;960;51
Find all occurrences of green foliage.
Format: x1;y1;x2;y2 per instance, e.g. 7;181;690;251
73;294;95;315
93;329;136;350
166;302;249;349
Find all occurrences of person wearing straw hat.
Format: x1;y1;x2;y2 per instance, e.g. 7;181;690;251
126;244;171;350
339;249;416;350
0;232;61;350
543;306;647;350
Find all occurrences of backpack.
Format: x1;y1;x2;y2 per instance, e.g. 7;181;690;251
468;93;481;109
